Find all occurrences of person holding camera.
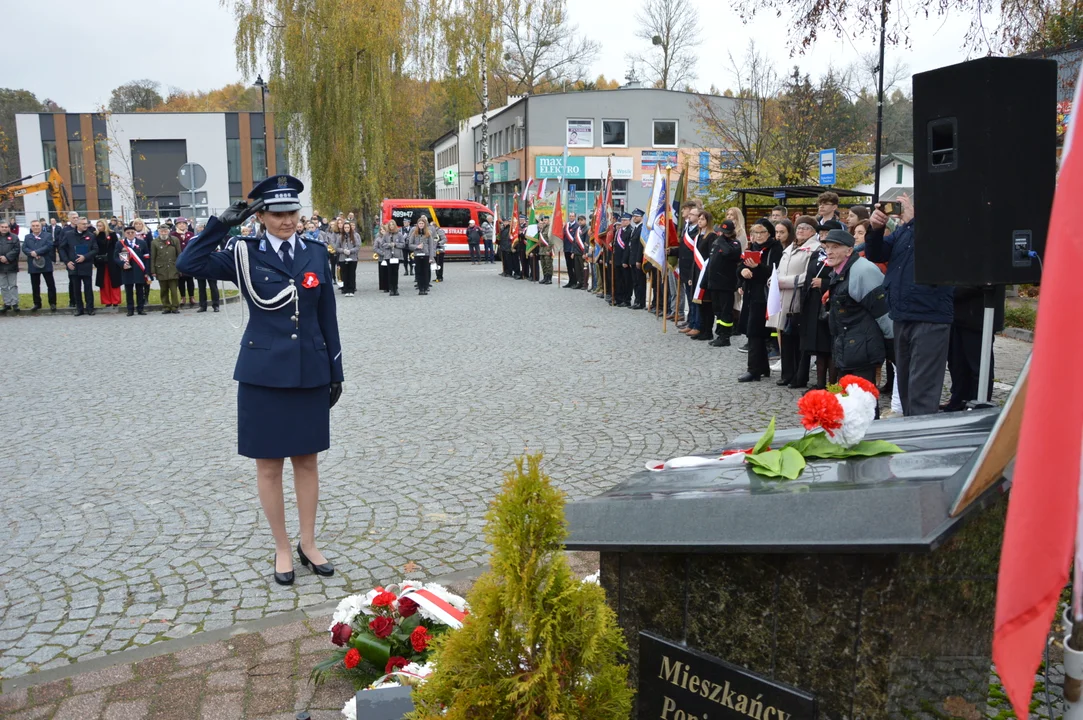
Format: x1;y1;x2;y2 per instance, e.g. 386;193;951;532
866;193;953;416
176;174;344;586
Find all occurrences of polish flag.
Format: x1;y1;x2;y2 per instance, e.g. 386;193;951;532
993;69;1083;718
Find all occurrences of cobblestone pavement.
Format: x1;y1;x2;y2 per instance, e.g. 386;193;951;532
0;261;1033;683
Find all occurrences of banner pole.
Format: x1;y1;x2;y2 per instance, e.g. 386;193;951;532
663;266;669;334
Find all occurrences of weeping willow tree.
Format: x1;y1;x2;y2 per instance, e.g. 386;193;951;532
225;0;512;213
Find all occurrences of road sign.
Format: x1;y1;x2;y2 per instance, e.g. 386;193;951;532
474;171;484;184
568;183;577;206
178;162;207;191
818;149;836;186
773;191;787;199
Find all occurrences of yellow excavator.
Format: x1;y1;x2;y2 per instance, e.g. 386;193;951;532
0;169;71;218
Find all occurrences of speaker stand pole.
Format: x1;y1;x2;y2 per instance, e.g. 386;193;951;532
975;285;997;408
873;0;887;203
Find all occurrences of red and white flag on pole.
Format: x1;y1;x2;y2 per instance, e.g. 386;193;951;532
993;70;1083;718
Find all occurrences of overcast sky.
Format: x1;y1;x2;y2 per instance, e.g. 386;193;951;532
8;0;979;110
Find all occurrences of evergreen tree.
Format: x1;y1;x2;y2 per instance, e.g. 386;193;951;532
409;455;633;720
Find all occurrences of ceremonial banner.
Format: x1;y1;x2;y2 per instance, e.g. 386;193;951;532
523;204;540;255
642;171;667;271
550;187;564;248
993;67;1083;718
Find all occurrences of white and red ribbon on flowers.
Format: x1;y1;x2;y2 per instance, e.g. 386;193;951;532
398;586;468;629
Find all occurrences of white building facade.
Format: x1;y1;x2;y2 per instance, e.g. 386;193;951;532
15;111;311;221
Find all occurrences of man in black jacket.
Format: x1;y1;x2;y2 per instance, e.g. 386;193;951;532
59;217;97;316
466;220;483;265
707;220;742;346
677;203;701;330
944;285;1004;411
628;208;646;308
613;214;632;306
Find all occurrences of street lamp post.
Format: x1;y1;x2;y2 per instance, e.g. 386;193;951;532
254;75;270;179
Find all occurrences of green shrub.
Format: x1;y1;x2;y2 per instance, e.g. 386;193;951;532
1004;304;1037;332
409;455;634;720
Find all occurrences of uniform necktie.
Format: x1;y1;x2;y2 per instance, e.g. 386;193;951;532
279;242;293;270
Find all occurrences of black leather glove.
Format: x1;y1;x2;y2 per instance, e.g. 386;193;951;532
218;199;263;228
329;382;342;408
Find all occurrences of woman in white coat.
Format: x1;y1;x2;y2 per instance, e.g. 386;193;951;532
768;218;822;388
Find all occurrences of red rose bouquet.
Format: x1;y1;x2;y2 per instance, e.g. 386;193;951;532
312;581;468;691
652;375;902;480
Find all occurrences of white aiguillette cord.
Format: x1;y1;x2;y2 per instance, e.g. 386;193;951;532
224;237;299;331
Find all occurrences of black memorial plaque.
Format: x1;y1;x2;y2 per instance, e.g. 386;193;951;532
639;632;816;720
354;684;415;719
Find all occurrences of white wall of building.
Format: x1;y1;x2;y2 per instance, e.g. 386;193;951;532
433;132;461;200
854;157;914;196
105;113;231;218
15;114;48;220
15;112;312;221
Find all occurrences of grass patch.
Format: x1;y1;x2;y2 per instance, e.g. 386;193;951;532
1004;303;1037;332
16;288;239;310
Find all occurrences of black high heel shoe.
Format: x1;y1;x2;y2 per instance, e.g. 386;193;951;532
274;553;295;586
297;542;334;577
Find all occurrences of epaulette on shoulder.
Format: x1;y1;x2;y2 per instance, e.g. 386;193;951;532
306;235;327;245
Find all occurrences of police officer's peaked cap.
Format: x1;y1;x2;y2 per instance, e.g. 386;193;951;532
249;174;305;212
631;208;645;217
620;212;632;220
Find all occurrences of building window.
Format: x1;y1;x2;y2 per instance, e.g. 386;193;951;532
275;138;289;175
73;199;87;213
251;139;267;181
566;119;593;148
896;163;903;184
42;141;58;172
602;120;627;147
97;199;112;218
69;140;85;184
226;138;241;183
95;139;110;184
653;120;677;148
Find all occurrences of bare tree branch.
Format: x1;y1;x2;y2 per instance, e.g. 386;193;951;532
627;0;700;89
500;0;600;94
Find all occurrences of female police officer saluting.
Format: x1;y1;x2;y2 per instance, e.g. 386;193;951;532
177;175;344;586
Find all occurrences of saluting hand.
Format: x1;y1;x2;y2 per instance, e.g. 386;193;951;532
219;199;263;228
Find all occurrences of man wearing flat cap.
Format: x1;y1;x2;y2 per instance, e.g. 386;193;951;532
821;228;892;415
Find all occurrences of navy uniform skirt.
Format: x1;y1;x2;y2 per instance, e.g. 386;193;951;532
238;382;330;459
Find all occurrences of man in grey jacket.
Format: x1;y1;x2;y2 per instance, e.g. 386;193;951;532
822;229;892;416
0;220;20;313
481;216;495;263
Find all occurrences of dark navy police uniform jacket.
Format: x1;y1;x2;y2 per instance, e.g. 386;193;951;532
176;216;344;390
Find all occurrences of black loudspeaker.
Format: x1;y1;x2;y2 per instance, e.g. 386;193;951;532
912;57;1057;286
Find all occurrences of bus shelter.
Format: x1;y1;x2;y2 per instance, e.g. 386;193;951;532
734;185;871;222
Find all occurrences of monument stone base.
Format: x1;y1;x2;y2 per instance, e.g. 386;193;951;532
599;498;1005;719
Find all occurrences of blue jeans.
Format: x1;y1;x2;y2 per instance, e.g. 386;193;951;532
483;240;494;262
685;283;698;327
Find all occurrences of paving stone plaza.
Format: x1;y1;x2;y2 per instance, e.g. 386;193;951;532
0;261;1031;687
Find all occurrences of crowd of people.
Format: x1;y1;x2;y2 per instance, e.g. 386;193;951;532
0;211;221;316
487;190;995;417
1;192;997;416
